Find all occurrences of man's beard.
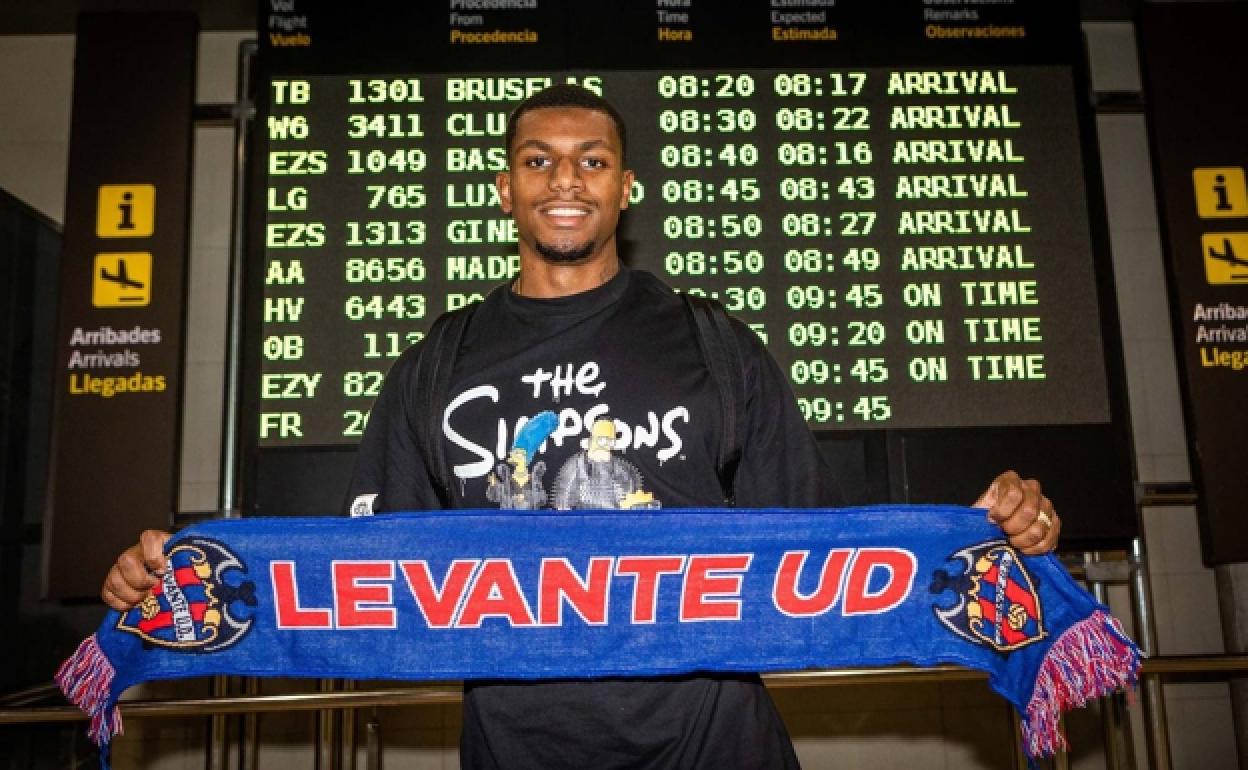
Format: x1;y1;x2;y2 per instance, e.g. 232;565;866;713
535;238;595;264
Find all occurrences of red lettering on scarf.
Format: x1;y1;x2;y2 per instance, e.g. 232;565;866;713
615;556;686;623
772;549;853;617
843;548;916;615
538;557;613;626
400;560;479;629
271;561;332;629
680;554;752;621
333;561;396;628
456;559;536;628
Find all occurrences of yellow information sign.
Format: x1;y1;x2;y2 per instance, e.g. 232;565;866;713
1193;167;1248;219
96;184;156;237
92;252;152;307
1202;233;1248;284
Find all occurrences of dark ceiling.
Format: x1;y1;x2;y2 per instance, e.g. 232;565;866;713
0;0;1174;35
0;0;256;34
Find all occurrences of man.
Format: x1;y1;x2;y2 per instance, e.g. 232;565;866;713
103;84;1059;768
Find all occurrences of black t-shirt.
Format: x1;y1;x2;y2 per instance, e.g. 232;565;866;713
347;267;840;768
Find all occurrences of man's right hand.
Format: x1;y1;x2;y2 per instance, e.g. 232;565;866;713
101;530;172;611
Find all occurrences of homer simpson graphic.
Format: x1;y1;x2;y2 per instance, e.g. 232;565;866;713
552;418;660;510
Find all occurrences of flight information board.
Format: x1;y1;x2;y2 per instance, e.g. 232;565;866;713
260;68;1106;445
244;0;1135;542
254;3;1110;447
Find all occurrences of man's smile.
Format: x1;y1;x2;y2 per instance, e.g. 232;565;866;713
539;202;593;227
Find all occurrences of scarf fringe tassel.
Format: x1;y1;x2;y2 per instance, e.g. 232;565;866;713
1022;609;1140;757
55;633;123;747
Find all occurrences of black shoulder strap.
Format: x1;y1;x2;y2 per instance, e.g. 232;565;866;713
680;293;745;505
415;302;478;505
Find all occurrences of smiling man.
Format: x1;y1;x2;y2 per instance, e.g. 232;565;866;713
497;101;635;282
494;89;633;300
101;84;1060;769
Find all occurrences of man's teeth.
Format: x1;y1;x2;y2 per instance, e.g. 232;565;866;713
547;207;587;216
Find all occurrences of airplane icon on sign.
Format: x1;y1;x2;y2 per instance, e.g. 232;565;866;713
91;252;151;307
1203;234;1248;284
100;258;145;291
1207;237;1248;269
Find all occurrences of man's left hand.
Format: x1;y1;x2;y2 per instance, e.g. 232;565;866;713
973;470;1059;555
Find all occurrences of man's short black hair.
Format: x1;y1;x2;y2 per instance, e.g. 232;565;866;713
504;84;628;162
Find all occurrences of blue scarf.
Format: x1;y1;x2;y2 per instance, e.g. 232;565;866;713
59;505;1138;764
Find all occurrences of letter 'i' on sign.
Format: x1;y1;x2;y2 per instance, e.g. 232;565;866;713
93;252;152;306
97;184;156;237
1192;168;1248;218
1201;233;1248;284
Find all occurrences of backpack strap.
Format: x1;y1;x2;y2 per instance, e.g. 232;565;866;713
680;293;746;505
415;302;479;505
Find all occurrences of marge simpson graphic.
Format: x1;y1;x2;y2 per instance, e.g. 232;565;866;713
487;411;558;509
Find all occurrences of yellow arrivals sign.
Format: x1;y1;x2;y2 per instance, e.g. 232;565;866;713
92;252;152;306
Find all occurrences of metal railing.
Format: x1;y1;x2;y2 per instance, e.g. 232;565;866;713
4;655;1247;770
6;656;1246;727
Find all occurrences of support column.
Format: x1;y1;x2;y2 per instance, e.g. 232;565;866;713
1215;563;1248;769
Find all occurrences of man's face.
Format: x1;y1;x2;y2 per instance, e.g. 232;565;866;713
496;107;634;265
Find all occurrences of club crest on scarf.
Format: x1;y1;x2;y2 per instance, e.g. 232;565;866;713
929;541;1046;652
117;537;257;652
